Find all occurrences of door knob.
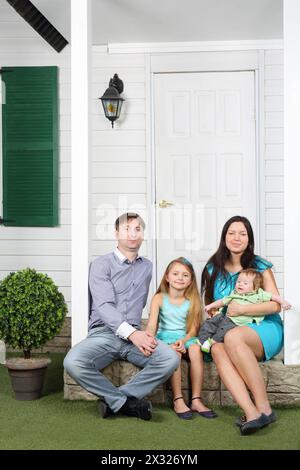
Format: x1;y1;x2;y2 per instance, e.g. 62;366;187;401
158;199;174;208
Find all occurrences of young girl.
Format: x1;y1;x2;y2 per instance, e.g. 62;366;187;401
146;257;217;420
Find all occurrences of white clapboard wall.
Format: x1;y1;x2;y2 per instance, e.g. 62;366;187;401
91;49;284;298
0;0;71;314
0;0;284;319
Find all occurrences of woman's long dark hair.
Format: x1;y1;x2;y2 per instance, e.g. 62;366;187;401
201;215;256;304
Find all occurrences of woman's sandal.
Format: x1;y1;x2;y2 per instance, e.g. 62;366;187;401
173;397;193;420
190;396;218;419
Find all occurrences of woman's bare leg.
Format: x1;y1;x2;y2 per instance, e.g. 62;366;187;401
211;342;260;421
187;344;211;412
224;326;272;416
170;354;190;413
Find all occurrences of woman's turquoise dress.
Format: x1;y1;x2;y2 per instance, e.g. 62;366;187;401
207;255;283;360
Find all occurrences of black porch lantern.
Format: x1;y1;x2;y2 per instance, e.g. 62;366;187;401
100;74;124;128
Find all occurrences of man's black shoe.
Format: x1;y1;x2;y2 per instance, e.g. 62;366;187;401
119;397;152;421
97;399;115;418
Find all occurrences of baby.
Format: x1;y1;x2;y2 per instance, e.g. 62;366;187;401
199;268;291;353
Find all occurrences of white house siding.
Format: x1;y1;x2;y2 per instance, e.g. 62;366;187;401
91;50;148;262
0;10;284;323
0;1;71;314
264;50;284;294
91;48;284;301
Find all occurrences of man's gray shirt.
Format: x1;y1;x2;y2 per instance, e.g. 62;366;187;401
88;251;153;336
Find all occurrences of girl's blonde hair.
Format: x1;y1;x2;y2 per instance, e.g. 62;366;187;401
156;257;202;334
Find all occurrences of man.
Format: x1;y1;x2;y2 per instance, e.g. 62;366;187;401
64;212;179;420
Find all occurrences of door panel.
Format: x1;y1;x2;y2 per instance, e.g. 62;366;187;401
154;71;256;286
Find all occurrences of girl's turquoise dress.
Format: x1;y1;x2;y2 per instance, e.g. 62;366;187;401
156;294;199;349
208;255;283;360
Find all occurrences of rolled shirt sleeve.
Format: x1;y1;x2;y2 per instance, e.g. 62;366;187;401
257;288;272;302
116;322;137;340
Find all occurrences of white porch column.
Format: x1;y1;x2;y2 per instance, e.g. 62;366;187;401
71;0;92;346
284;0;300;364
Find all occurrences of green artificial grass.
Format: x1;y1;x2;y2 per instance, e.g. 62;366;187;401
0;353;300;450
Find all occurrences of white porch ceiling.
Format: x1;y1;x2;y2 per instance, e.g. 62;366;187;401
25;0;283;45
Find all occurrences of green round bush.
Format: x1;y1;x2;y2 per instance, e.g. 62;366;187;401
0;268;67;358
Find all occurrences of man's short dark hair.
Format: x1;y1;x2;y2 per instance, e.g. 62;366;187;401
115;212;146;231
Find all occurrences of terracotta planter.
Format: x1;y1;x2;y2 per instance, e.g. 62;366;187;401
5;357;51;400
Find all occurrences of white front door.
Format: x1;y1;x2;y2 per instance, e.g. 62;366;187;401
154;71;257;286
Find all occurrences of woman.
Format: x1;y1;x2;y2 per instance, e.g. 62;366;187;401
201;215;282;435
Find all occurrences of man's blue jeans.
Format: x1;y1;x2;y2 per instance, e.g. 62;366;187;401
63;326;179;412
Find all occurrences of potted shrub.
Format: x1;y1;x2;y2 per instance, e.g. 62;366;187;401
0;268;67;400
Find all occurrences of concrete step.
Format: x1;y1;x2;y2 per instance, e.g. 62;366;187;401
64;356;300;406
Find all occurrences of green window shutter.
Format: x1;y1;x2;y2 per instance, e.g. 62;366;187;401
2;66;58;226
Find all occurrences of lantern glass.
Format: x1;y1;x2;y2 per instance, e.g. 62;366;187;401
101;98;123;119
